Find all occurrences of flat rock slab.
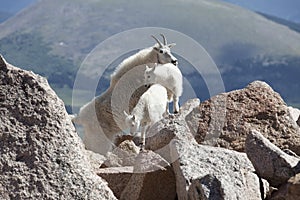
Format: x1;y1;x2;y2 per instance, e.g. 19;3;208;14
133;150;170;173
98;166;176;200
245;130;300;187
170;139;264;200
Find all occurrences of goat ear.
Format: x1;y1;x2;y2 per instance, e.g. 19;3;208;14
145;65;150;71
124;110;129;117
168;43;176;48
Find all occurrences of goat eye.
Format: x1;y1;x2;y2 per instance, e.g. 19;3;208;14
159;50;164;54
147;75;150;78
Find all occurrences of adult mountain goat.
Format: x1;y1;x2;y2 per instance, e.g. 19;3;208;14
73;34;178;155
145;63;183;113
124;84;168;150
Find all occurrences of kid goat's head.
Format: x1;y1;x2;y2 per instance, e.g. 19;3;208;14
144;65;156;87
152;34;178;66
124;111;140;135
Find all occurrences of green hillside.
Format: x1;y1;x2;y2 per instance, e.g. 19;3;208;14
2;0;300;61
0;0;300;111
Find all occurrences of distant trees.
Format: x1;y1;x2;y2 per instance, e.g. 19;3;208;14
221;55;300;105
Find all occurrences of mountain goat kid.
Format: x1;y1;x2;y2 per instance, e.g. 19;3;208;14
145;63;183;114
124;84;168;150
73;34;177;155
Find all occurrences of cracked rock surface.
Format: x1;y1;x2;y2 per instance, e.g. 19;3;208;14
0;55;116;200
187;81;300;154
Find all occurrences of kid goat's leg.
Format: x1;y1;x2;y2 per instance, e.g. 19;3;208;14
173;95;180;114
140;126;147;150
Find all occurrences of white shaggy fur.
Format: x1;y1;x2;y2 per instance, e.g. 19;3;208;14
73;35;177;155
145;63;183;113
71;98;113;154
288;106;300;122
124;84;168;149
110;37;177;87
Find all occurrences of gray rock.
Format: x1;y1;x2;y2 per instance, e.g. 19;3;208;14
102;139;140;168
270;173;300;200
97;150;176;200
179;98;200;118
85;150;106;171
133;150;170;173
186;96;226;145
145;115;197;163
246;130;300;187
145;99;199;163
122;150;176;200
114;134;139;147
97;166;134;199
170;139;264;200
188;81;300;154
0;55;116;199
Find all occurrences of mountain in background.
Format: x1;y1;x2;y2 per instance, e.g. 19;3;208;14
2;0;299;24
0;0;37;22
222;0;300;23
0;0;37;13
258;12;300;34
0;11;11;23
0;0;300;112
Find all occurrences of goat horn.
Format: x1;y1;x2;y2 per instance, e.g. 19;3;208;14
151;35;163;47
160;34;167;45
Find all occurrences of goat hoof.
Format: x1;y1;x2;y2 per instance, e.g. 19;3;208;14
140;148;146;152
139;143;145;151
139;147;146;152
168;113;175;119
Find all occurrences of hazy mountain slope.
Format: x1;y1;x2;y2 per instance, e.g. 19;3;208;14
222;0;300;23
0;0;37;13
0;0;300;109
1;0;300;63
0;11;11;23
258;12;300;33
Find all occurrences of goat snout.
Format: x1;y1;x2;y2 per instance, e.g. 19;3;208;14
172;60;178;66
